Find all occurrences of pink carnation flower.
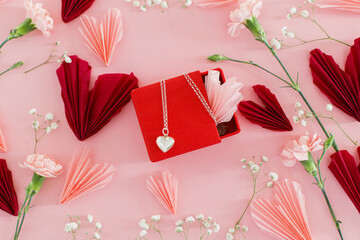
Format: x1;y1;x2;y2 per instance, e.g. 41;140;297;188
281;133;324;167
22;154;63;178
25;0;53;37
228;0;262;37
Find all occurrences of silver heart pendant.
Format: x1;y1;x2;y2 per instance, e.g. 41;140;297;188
156;136;175;153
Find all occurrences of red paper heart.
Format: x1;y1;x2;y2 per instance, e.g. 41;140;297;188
238;85;293;131
0;159;19;216
56;55;138;141
61;0;95;23
310;38;360;121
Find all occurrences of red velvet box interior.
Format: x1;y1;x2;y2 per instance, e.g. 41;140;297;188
131;69;240;162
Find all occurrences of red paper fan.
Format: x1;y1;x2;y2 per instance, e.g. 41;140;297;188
310;38;360;121
329;149;360;213
238;85;293;131
56;55;138;141
0;126;7;152
0;159;18;216
61;0;95;23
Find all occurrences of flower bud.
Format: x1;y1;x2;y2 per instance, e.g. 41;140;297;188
300;152;317;176
9;18;36;40
244;16;266;43
207;54;229;62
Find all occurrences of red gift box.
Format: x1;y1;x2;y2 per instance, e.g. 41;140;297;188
131;68;240;162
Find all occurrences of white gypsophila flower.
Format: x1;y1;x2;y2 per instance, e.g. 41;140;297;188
226;232;234;240
87;215;94;223
287;32;295;38
45;112;54;120
307;0;314;3
267;181;274;187
298;110;305;117
300;10;309;17
269;172;279;181
51;122;58;130
140;5;147;11
236;225;241;230
250;164;260;173
139;219;149;229
94;232;101;239
64;56;72;63
294;102;301;108
154;0;162;4
32;121;40;130
247;161;254;166
290;7;296;14
125;0;132;2
271;38;281;50
213;224;220;232
57;59;61;63
175;220;183;226
185;0;192;6
161;1;168;9
175;226;183;233
293;116;300;124
146;0;152;6
203;221;211;229
95;222;102;229
70;222;78;230
326;104;333;112
242;165;247;169
207;229;213;235
196;213;204;220
186;216;195;223
286;14;291;20
140;229;147;237
151;215;161;222
228;228;235;234
45;126;52;134
207;216;213;221
64;223;72;233
240;158;246;163
29;108;37;115
262;156;268;162
306;111;313;117
56;41;60;46
242;225;249;232
133;0;141;7
301;119;307;127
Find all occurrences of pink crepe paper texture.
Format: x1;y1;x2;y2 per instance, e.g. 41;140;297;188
146;171;178;215
79;8;123;67
251;179;313;240
196;0;237;8
60;148;116;204
205;70;243;124
316;0;360;11
0;126;7;152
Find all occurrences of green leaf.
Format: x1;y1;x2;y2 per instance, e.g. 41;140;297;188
324;135;335;150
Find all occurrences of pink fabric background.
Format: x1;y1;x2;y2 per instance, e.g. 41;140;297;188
0;0;360;239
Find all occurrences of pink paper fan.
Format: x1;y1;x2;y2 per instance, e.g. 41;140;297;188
0;0;7;4
0;126;7;152
79;8;123;66
204;70;243;124
251;179;313;240
316;0;360;11
146;171;178;215
60;148;116;204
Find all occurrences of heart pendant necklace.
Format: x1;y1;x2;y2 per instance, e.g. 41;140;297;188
157;80;175;153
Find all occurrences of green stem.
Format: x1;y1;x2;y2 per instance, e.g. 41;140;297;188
14;194;33;240
24;61;48;74
0;61;23;77
235;174;256;228
310;19;351;47
14;195;29;239
282;37;330;48
314;176;344;240
0;37;9;49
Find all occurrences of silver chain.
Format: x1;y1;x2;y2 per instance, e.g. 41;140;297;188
160;80;169;136
183;73;218;125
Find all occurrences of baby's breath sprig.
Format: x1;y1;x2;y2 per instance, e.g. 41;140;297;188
271;0;351;50
126;0;192;12
293;102;358;145
227;156;278;240
29;108;59;153
24;41;71;74
65;214;102;240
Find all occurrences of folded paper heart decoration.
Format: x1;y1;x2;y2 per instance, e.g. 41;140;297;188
56;55;138;141
61;0;95;23
80;8;124;66
310;38;360;121
238;85;293;131
251;179;313;240
0;159;18;216
60;148;116;204
146;171;178;215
